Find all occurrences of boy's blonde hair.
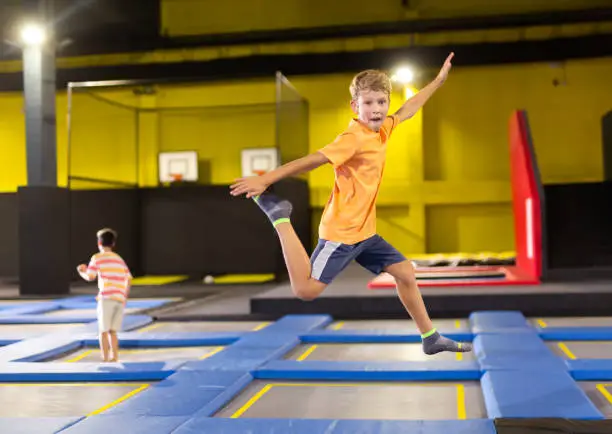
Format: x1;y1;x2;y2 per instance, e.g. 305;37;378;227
349;69;392;101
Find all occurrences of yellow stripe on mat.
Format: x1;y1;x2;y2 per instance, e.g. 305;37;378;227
330;322;344;330
136;322;163;333
87;384;150;416
199;347;224;360
536;319;548;328
557;342;576;360
211;274;275;284
252;322;271;331
596;384;612;404
297;345;317;361
230;384;274;418
65;350;94;363
456;384;466;419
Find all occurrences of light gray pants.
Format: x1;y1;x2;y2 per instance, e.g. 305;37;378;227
97;299;124;332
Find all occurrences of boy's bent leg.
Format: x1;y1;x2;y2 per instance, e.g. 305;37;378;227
385;260;471;354
253;193;326;300
356;236;472;355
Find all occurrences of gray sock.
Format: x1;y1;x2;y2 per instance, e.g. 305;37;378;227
422;329;473;355
253;193;293;227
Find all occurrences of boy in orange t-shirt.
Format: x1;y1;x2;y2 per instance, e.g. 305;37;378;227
231;53;471;355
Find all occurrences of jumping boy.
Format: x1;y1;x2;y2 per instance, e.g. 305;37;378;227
231;53;471;355
77;228;132;362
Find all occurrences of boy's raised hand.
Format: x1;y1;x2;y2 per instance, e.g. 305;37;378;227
77;264;87;273
230;175;269;198
436;52;454;85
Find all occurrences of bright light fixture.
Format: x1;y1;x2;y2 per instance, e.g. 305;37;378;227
391;66;414;85
20;23;46;47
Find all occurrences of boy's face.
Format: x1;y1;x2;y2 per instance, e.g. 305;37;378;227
351;89;390;132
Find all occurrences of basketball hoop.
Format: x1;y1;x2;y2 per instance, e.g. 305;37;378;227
170;173;183;183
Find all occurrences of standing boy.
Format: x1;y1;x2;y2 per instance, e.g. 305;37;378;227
231;53;471;355
77;228;132;362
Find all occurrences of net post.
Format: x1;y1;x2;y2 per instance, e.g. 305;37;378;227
275;71;282;164
66;83;73;190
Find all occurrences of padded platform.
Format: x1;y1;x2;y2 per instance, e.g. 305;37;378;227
469;311;532;334
567;359;612;380
538;327;612;341
60;415;189;434
174;418;497;433
80;332;242;347
255;360;482;381
301;329;473;343
0;361;182;381
0;416;83;433
481;370;604;419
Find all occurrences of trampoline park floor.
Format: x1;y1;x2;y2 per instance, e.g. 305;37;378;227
4;294;612;432
214;380;486;420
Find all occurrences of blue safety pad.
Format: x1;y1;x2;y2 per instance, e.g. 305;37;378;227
0;361;183;382
0;334;83;362
59;299;172;310
301;329;473;343
469;311;532;333
539;326;612;341
567;359;612;380
255;360;482;381
481;369;603;419
261;314;332;332
184;344;295;371
0;416;84;433
80;315;153;333
60;415;189;433
0;302;62;317
105;370;253;417
473;332;567;370
0;315;93;324
173;418;497;434
0;335;23;345
80;332;241;347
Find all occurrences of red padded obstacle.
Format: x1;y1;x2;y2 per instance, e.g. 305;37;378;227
369;110;542;289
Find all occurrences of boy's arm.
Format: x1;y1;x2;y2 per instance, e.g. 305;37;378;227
77;256;97;281
394;52;454;123
230;152;329;198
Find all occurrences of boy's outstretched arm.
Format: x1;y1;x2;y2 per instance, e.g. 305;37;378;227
394;52;454;123
230;151;329;198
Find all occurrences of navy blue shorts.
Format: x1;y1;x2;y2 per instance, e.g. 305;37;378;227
310;234;406;284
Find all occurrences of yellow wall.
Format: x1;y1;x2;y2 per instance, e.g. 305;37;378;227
161;0;610;36
0;93;27;192
422;56;612;253
0;57;610;255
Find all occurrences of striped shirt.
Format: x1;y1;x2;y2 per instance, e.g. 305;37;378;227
81;251;132;303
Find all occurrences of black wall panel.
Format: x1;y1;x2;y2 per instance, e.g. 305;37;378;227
544;182;612;270
18;186;70;295
0;193;18;278
69;189;141;279
140;185;279;276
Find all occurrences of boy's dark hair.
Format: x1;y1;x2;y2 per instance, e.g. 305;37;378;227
97;228;117;247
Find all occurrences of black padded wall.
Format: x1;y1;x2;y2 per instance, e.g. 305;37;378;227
603;110;612;182
544;182;612;271
18;186;70;295
70;189;142;279
0;193;18;278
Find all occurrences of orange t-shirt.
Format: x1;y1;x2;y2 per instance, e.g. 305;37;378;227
318;114;399;245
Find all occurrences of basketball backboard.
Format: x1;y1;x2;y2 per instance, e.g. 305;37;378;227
159;151;199;183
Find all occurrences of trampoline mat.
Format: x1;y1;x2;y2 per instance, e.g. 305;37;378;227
285;343;474;362
137;321;269;333
215;380;486;420
0;382;149;417
48;346;223;363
